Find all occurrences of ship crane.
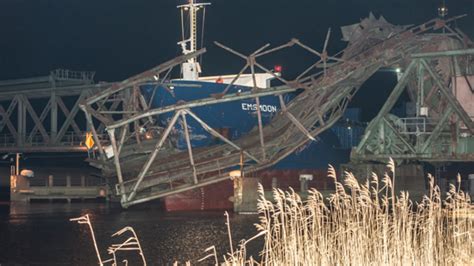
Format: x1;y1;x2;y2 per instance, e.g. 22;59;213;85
177;0;210;80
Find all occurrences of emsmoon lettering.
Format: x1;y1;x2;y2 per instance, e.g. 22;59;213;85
241;103;278;113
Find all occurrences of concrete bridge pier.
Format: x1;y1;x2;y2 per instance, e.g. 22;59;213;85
10;173;107;203
233;177;260;213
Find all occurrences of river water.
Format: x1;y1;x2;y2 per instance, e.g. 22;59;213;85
0;202;261;265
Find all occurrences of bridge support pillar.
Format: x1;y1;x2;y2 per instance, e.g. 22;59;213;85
469;174;474;198
10;175;29;202
48;175;54;187
233;177;260;213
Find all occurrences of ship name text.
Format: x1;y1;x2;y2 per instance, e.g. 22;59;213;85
241;103;278;113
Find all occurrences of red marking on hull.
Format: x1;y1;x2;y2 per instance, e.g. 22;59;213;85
164;180;234;212
163;169;334;212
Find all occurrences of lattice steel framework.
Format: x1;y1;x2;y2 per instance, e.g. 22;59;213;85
352;48;474;162
0;70;112;152
81;15;471;207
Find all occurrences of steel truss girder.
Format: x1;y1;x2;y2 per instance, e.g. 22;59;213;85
420;59;474;133
80;49;207;160
356;60;418;154
353;48;474;162
83;16;472;207
115;109;262;207
0;84;104;152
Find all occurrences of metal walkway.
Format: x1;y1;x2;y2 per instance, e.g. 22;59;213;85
82;15;473;207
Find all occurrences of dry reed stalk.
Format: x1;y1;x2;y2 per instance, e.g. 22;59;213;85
215;159;473;266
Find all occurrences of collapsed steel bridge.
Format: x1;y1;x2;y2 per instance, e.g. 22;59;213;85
80;14;473;207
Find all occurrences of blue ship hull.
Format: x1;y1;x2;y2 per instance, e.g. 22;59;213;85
141;80;296;149
142;79;361;168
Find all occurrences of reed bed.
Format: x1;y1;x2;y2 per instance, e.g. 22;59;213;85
219;159;473;265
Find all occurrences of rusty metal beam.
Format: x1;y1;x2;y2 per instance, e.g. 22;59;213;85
20;95;50;143
221;63;249;95
126;111;181;202
420;106;454;153
279;95;315;142
411;48;474;58
56;96;82;137
108;128;125;200
249;57;267;161
184;109;261;163
181;111;198;184
55;91;88;143
356;60;417;153
421;59;474;133
0;96;18;134
117;126;128;155
0;105;17;139
84;49;206;106
27;98;52;143
382;117;416;154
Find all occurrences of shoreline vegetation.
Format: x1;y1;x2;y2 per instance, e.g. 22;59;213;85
75;159;473;265
205;159;473;265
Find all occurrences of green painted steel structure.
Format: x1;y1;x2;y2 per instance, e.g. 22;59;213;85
352;48;474;163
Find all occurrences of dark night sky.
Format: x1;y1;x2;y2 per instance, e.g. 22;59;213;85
0;0;472;82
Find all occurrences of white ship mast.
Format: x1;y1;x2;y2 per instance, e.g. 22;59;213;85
177;0;210;80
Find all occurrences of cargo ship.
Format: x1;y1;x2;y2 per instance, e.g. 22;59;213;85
137;0;365;211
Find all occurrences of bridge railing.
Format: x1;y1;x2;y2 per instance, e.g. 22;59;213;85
51;69;95;82
0;131;109;148
398;117;439;135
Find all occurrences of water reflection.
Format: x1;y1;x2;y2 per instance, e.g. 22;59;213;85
0;202;260;264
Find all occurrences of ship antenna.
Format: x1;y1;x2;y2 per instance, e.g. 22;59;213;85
199;5;206;65
177;0;211;80
190;0;197;56
438;0;448;18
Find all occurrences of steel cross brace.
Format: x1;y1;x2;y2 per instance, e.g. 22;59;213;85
420;106;454;153
181;111;198;184
125;110;181;203
118;108;262;206
183;109;261;163
0;96;19;136
278;95;315;142
108;128;126;202
19;95;50;143
382;117;416;154
27;98;52;143
356;60;417;153
55;91;88;143
249;57;266;161
420;59;474;133
84;49;206;106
